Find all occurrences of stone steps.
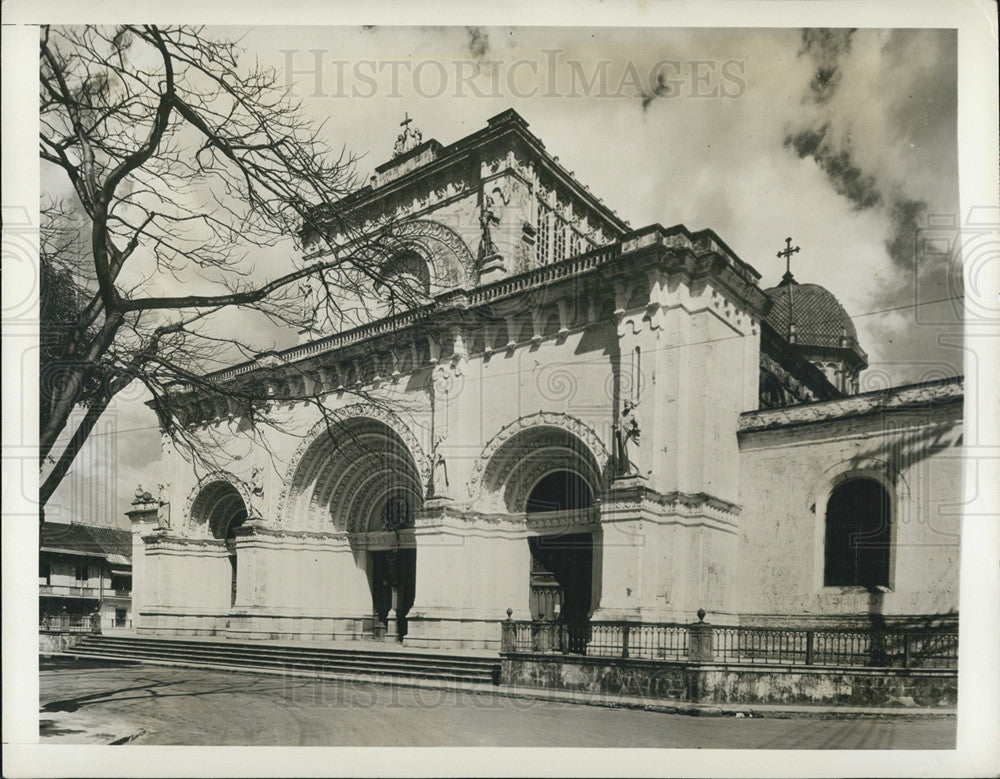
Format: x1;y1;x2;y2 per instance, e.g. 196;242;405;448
66;635;501;686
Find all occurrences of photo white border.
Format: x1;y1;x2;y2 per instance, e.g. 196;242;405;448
3;1;998;776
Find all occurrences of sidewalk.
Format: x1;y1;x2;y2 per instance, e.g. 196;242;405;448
47;649;956;720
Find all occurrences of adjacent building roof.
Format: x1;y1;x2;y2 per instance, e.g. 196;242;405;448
40;522;132;564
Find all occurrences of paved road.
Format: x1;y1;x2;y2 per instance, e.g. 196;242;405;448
40;659;955;748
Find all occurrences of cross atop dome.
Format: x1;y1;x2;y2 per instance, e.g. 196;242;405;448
393;112;424;158
777;236;800;286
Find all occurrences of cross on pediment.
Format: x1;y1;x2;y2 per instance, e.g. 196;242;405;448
393;112;423;158
777;236;800;285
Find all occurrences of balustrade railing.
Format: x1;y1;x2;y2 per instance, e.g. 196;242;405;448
38;584;99;597
39;612;102;634
500;616;957;670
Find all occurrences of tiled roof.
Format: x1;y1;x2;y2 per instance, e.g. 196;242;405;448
39;522;132;561
764;282;861;350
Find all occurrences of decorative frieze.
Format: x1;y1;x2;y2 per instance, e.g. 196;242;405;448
468;411;612;506
275;402;431;529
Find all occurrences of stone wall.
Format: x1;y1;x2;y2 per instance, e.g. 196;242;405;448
39;631;88;654
501;654;956;708
735;395;962;621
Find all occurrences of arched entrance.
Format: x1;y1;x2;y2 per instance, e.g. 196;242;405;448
285;415;424;640
369;492;418;638
189;480;249;606
474;419;604;652
526;472;595;630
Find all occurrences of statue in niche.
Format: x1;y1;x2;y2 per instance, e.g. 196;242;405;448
614;400;641;477
429;434;450;498
250;467;265;498
297;277;317;330
156;482;171;529
477;191;501;266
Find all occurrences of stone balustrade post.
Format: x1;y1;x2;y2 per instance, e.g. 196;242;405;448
500;608;515;653
687;608;715;662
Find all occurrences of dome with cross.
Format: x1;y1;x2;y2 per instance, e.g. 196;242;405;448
763;279;868;394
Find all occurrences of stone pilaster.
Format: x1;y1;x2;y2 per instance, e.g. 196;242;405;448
125;501;159;633
406;502;528;649
594;478;741;624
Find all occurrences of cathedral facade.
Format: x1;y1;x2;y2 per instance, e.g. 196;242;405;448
129;110;962;649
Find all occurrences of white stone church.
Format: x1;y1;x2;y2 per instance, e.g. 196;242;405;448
128;110;962;649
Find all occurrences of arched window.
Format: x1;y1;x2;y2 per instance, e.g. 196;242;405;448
824;477;891;587
376;250;431;304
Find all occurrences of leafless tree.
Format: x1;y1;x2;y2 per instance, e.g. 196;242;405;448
39;25;434;515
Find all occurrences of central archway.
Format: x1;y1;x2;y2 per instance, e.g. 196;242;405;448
526;471;595;636
285;415;424;639
475;421;603;653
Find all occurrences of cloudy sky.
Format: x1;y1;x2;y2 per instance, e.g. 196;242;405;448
43;25;962;528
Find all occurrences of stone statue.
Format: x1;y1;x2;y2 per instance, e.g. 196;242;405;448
250;467;265;498
393;113;423;157
384;496;411;533
477;192;501;266
297;278;317;329
134;484;154;504
156;482;171;529
614;400;641;476
430;434;450;497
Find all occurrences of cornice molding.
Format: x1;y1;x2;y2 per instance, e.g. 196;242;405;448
739;376;963;434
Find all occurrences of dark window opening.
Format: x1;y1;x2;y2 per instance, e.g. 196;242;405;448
111;574;131;591
525;471;593;514
39;561;51;585
75;564;89;582
525;471;595;652
824;478;891;588
229;555;237;607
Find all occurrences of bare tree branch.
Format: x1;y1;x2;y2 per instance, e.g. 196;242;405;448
38;24;431;515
